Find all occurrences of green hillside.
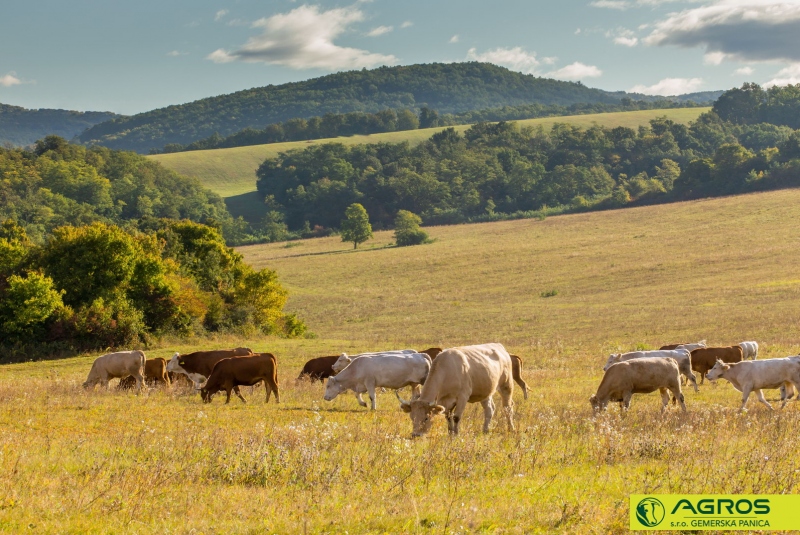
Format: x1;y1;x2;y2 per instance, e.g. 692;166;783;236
79;62;691;153
0;103;116;147
151;108;709;206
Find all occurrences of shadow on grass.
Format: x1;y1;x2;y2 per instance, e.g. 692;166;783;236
270;243;398;260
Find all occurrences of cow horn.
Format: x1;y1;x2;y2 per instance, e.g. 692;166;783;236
395;390;410;406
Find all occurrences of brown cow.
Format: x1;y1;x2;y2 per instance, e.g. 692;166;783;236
691;346;744;384
200;353;279;404
297;355;339;382
118;358;170;389
428;347;528;399
166;347;252;386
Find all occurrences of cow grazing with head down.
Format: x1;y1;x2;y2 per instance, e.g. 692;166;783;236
118;358;170;389
84;350;146;391
397;343;515;437
167;347;253;386
591;357;686;413
200;353;279;404
706;357;800;411
297;356;339;383
690;346;743;384
324;351;430;410
603;349;698;392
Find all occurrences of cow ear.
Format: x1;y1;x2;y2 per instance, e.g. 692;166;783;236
432;405;445;414
399;403;411;413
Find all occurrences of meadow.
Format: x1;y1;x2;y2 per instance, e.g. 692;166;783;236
149;108;708;199
3;187;800;533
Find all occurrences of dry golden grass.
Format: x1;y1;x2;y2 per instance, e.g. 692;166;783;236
4;188;800;534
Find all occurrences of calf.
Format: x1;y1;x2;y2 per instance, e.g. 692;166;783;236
84;350;146;391
690;346;743;384
603;349;698;392
118;358;170;389
167;347;252;386
200;353;279;404
325;351;430;410
591;357;686;413
297;355;339;383
707;357;800;411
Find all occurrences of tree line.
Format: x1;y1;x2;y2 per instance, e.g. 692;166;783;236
0;217;306;361
153;99;703;155
255;89;800;231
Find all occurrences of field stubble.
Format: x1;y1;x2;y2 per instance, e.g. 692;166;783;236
4;189;800;533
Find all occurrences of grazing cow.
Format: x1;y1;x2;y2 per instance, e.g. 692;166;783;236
324;351;430;410
590;357;686;413
297;355;339;383
331;349;418;374
83;350;146;391
659;340;706;351
166;347;252;386
739;341;759;360
706;357;800;411
690;346;743;384
397;343;515;437
118;358;170;389
603;349;698;392
200;353;279;404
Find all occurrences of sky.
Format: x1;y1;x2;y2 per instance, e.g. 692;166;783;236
2;0;800;115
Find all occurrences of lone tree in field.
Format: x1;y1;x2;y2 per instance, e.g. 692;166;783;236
341;203;373;249
394;210;429;246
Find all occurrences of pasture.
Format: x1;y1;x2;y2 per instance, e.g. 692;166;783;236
149;108;708;200
4;188;800;533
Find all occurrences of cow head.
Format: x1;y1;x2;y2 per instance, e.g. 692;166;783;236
396;392;444;437
602;354;621;371
589;394;604;412
331;353;352;374
166;353;182;373
323;377;345;401
705;359;730;382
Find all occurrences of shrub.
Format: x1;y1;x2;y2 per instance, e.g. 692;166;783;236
0;271;64;339
394;210;430;247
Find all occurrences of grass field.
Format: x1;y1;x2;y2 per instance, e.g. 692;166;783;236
149;108;709;200
5;187;800;533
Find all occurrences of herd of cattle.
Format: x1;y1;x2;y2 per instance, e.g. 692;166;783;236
81;339;800;436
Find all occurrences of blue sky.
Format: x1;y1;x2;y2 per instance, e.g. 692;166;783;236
2;0;800;115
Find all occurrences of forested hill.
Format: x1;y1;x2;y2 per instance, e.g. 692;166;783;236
0;103;117;147
77;62;711;154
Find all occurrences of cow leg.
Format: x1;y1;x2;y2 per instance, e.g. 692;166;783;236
452;396;469;435
754;389;773;410
688;372;699;393
659;388;670;413
740;386;752;411
366;380;377;411
224;388;232;404
497;381;515;431
699;372;705;385
135;373;144;393
233;385;247;403
480;398;495;433
265;378;280;403
445;409;455;433
622;391;633;411
354;392;367;408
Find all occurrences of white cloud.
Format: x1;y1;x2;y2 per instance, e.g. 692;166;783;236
215;9;228;21
630;77;704;95
614;36;639;46
542;56;558;65
0;73;22;87
592;0;705;8
575;28;582;34
703;51;727;65
546;62;603;80
449;34;460;43
591;0;630;9
467;46;540;73
644;1;800;63
401;21;413;28
206;5;397;70
166;50;188;57
765;63;800;86
734;66;754;75
367;25;392;37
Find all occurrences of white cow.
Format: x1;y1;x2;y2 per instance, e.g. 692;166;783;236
603;349;698;392
83;350;146;391
591;357;686;412
324;351;430;410
739;341;759;360
707;357;800;411
675;341;706;352
397;343;515;436
331;349;418;374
